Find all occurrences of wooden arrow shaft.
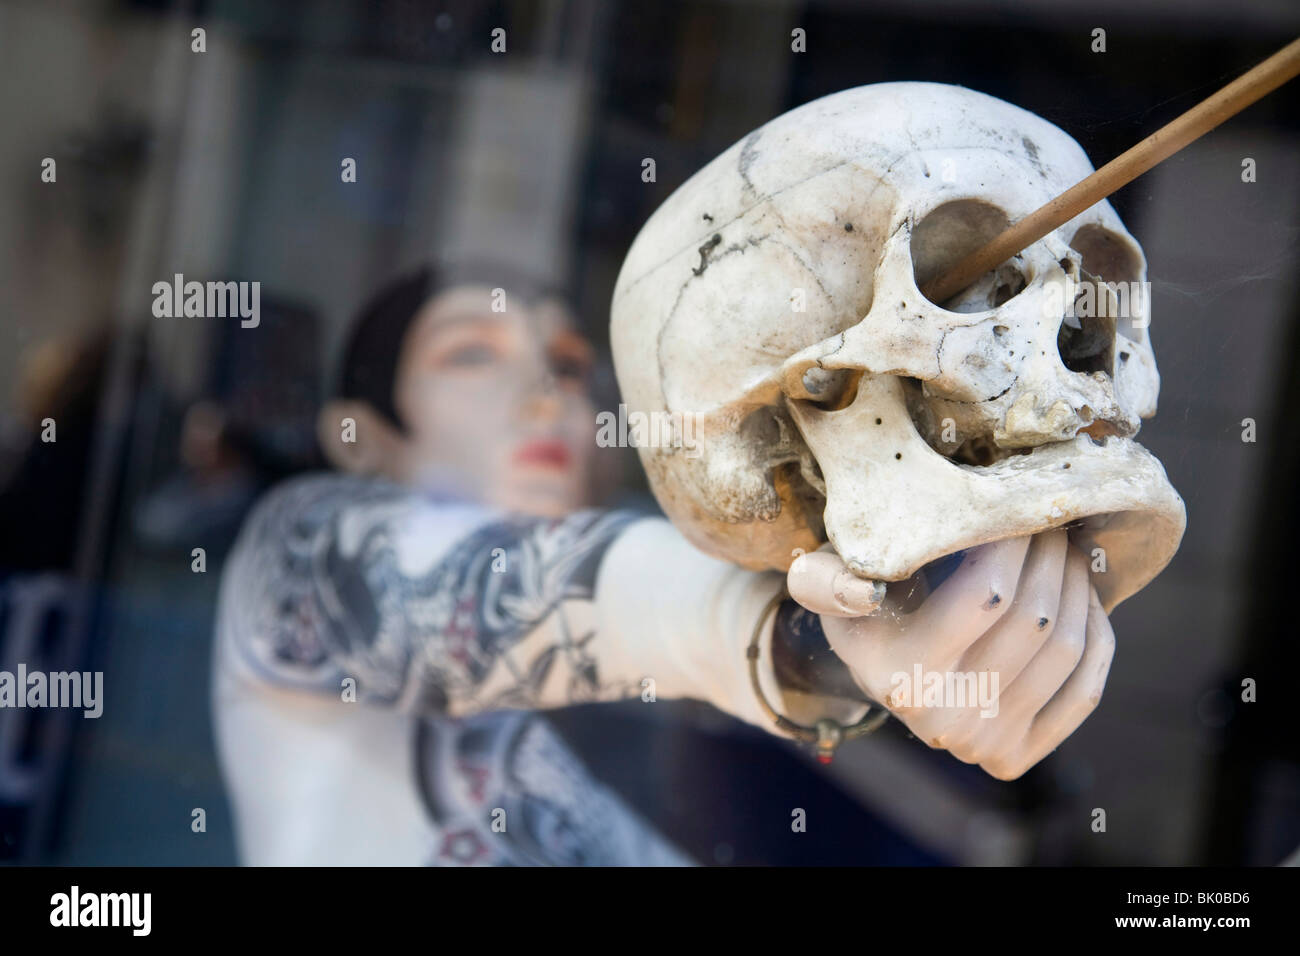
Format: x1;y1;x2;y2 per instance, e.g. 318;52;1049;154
920;36;1300;306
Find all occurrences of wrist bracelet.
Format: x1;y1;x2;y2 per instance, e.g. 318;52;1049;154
747;585;889;764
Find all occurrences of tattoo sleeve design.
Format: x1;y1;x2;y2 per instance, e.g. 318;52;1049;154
414;711;692;866
226;474;645;715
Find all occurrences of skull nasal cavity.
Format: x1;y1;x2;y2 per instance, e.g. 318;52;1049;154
911;200;1023;311
1058;310;1116;376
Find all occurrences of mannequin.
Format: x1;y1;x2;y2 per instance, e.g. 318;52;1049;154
211;263;1113;865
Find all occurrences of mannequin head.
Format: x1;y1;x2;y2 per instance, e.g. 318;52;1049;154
318;265;596;516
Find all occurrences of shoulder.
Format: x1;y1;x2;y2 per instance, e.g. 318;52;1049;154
215;473;413;687
214;473;501;689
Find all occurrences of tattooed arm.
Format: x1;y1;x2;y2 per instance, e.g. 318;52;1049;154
220;473;861;730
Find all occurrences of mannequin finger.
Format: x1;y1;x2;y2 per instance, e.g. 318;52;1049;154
964;547;1091;761
899;534;1033;664
1017;586;1116;766
998;545;1090;713
913;532;1070;760
957;529;1069;683
983;613;1108;782
885;549;1056;753
885;697;963;746
913;708;994;759
788;549;886;617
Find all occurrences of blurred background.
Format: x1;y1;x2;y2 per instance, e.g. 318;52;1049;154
0;0;1297;865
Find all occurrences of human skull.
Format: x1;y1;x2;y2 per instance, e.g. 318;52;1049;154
611;82;1185;612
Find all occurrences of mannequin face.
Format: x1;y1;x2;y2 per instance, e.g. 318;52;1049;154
384;285;596;516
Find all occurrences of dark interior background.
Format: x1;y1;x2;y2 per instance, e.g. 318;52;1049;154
0;0;1297;865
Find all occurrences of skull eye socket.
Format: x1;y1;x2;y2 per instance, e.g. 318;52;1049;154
910;200;1028;312
1068;224;1147;342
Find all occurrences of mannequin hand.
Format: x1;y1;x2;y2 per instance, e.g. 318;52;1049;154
787;531;1115;780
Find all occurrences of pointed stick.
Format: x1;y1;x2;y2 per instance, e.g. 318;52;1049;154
920;36;1300;306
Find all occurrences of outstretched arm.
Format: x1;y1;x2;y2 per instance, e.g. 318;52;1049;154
218;474;851;731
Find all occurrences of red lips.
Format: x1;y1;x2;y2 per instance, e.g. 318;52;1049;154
513;439;573;470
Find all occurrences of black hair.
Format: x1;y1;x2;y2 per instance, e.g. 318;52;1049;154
334;261;572;432
336;264;436;431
